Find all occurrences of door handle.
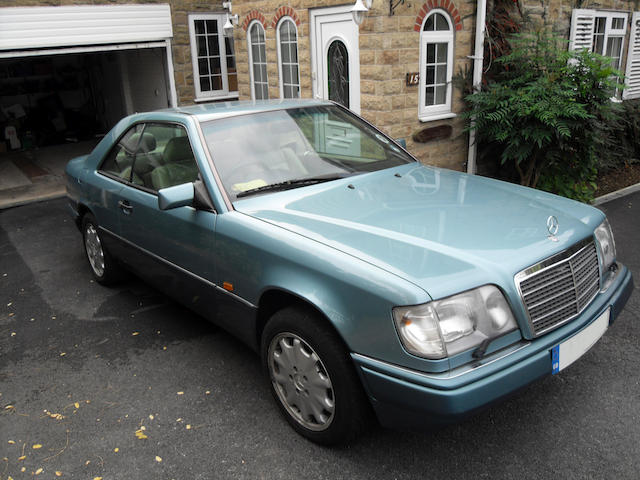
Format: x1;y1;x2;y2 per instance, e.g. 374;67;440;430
118;200;133;214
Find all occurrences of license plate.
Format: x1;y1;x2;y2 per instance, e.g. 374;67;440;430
551;308;610;374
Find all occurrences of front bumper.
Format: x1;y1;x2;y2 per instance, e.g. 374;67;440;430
353;265;634;430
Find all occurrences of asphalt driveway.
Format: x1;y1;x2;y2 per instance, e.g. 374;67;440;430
1;193;638;480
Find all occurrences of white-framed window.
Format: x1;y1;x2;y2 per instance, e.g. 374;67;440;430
418;10;455;122
276;17;301;99
569;8;640;100
247;20;269;100
591;12;628;70
188;14;238;101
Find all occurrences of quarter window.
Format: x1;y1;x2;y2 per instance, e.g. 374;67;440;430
248;21;269;100
277;18;300;99
419;11;454;121
189;14;238;100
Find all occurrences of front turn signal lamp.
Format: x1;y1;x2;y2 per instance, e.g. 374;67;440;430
393;285;518;359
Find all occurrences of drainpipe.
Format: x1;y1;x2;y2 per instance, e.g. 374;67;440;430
466;0;488;174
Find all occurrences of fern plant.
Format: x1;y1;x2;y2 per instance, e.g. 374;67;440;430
463;32;624;202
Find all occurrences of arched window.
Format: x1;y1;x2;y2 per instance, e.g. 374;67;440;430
419;10;454;120
248;21;268;100
277;17;300;98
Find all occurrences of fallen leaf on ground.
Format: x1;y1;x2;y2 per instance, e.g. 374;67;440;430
60;353;66;356
55;472;62;477
135;429;148;440
149;414;154;420
74;402;79;409
8;440;15;444
132;332;139;336
10;332;16;336
35;467;43;475
18;456;26;461
32;444;42;449
155;456;162;462
44;411;65;420
114;448;119;453
177;392;184;395
186;424;191;430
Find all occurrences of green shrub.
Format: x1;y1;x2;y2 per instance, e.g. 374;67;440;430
463;32;624;202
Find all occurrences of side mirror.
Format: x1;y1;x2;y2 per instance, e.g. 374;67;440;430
395;138;407;149
158;182;194;210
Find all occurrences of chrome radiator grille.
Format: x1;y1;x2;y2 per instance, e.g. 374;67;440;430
516;240;600;336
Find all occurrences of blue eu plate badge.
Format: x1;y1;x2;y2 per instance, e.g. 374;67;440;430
552;345;560;374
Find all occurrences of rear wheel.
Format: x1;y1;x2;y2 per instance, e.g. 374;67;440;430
81;213;122;285
261;305;370;445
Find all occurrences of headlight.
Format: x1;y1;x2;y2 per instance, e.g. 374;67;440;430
393;285;518;359
594;219;616;271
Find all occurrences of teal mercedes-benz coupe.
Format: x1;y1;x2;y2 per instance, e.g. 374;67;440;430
66;100;633;445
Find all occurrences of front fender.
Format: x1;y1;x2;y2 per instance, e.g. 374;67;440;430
213;211;450;372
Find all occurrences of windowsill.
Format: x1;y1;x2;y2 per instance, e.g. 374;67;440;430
419;112;457;123
194;93;240;103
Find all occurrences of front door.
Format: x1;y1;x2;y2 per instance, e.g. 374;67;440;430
310;6;360;114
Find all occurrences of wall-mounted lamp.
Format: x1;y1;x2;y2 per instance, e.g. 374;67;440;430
222;1;239;36
350;0;370;26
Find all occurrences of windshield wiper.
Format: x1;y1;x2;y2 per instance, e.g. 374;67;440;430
236;174;353;198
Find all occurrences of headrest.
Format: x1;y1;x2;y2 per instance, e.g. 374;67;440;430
163;136;193;163
122;132;157;154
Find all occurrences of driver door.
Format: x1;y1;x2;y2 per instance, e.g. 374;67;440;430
114;122;218;316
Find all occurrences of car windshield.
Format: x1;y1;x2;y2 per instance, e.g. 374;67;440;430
200;105;414;200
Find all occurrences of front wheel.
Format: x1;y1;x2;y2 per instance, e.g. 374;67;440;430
261;305;370;445
81;213;122;285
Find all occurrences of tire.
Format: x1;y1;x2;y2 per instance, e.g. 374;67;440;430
261;305;370;445
81;213;122;285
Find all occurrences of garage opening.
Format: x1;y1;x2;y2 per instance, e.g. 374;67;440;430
0;4;175;208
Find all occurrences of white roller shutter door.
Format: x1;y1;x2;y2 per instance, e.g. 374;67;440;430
0;5;173;51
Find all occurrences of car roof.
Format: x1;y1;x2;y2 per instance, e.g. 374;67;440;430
159;99;333;122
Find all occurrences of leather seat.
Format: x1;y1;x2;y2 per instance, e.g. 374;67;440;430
150;136;198;190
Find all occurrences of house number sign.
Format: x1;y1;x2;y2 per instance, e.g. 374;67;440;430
406;73;419;86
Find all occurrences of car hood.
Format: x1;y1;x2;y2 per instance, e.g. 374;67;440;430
234;164;604;300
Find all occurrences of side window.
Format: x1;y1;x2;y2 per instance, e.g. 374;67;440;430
144;124;200;191
99;123;199;192
100;124;145;181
